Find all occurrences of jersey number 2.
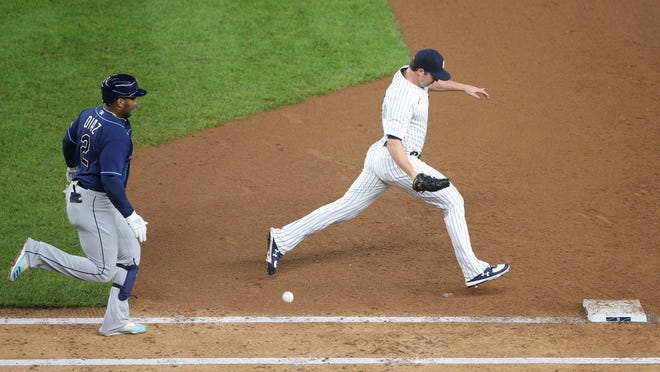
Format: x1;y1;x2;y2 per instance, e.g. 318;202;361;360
80;134;91;168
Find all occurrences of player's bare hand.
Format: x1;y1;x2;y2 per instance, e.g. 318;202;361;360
466;87;489;99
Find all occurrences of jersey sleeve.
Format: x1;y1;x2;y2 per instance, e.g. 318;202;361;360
98;125;134;216
62;119;80;168
102;174;134;217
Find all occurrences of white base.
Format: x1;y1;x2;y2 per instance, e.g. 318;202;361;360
582;299;647;322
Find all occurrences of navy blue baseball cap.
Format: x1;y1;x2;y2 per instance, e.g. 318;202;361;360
101;74;147;104
413;49;451;81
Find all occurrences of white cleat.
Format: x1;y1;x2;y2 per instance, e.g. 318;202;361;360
8;238;31;282
101;322;147;336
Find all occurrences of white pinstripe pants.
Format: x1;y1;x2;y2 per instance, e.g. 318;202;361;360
272;142;489;282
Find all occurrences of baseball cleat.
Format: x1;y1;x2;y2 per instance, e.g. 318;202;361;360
101;322;147;336
8;238;31;282
266;229;282;275
466;263;510;288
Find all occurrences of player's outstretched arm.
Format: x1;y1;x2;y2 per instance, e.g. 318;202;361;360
430;80;489;99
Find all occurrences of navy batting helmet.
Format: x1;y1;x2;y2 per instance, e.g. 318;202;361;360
101;74;147;104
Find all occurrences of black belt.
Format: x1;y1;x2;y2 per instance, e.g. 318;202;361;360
73;180;103;192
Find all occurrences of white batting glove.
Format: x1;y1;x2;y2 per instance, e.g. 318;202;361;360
66;167;77;182
126;211;148;243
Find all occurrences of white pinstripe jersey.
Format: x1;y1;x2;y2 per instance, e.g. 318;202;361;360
380;66;430;155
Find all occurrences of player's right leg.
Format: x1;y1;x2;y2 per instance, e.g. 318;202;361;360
13;236;117;282
268;170;387;274
268;142;388;274
9;185;119;283
7;238;32;281
273;171;387;253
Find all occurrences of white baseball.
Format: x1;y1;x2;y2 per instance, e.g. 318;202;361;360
282;291;294;303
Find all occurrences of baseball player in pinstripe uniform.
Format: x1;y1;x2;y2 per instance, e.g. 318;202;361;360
267;49;509;288
8;74;149;336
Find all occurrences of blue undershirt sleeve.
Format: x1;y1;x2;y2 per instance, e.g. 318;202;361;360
62;134;79;168
101;174;135;218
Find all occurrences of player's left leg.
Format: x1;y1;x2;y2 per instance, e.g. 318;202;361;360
387;158;494;283
414;183;491;281
99;209;143;336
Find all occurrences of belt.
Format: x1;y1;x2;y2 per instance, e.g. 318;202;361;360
73;180;103;193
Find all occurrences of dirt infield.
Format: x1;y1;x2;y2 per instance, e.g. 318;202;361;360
1;0;658;370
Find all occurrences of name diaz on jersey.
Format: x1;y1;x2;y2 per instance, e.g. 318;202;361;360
83;115;102;134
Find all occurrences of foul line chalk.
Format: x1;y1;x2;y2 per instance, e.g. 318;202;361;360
2;316;656;367
0;315;585;325
0;357;658;366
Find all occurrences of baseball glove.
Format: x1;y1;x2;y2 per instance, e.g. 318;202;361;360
412;173;450;192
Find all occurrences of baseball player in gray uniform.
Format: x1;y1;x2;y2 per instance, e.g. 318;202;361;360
8;74;149;336
267;49;509;288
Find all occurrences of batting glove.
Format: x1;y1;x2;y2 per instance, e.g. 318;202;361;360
126;211;148;243
66;167;77;182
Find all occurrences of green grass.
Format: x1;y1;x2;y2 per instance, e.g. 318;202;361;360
0;1;408;307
